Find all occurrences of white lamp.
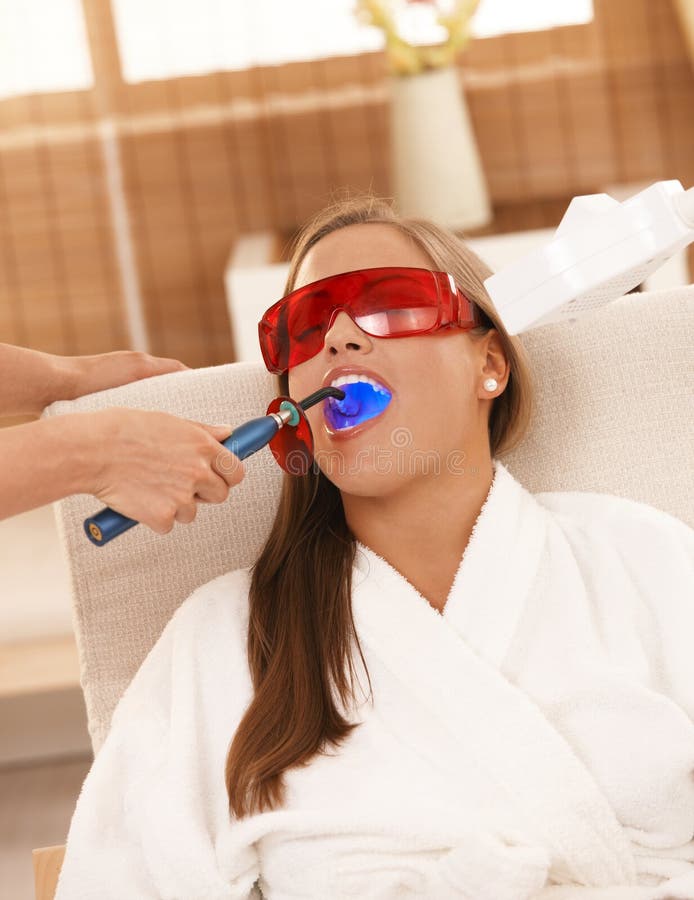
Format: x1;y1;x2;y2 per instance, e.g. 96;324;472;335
484;181;694;334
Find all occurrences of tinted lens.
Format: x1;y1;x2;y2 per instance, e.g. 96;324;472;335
285;288;332;368
353;271;440;335
355;306;438;334
259;288;329;372
259;267;445;373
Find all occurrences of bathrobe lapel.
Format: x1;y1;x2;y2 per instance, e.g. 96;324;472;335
350;462;637;888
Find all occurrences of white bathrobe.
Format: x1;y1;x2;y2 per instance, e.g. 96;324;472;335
55;461;694;900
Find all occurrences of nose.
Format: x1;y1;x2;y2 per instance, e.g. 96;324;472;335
323;309;372;357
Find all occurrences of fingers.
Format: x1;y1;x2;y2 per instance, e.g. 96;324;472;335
154;452;243;531
149;472;231;532
93;409;246;537
212;448;245;487
127;353;188;383
188;420;245;487
174;502;197;525
142;499;196;533
194;448;244;503
71;351;190;399
193;473;230;504
196;422;234;441
145;355;189;376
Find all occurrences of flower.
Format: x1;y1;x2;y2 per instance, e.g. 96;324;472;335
355;0;480;76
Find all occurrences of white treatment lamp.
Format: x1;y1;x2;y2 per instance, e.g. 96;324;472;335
484;181;694;335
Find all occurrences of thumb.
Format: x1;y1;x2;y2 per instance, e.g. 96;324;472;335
144;356;190;376
199;422;234;441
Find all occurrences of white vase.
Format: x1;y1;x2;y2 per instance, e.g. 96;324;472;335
390;66;492;230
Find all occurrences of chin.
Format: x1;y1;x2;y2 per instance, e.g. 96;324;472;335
316;462;411;498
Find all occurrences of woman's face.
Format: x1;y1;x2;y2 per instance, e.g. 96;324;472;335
287;223;507;497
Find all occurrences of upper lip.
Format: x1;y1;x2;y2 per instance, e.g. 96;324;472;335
321;365;394;395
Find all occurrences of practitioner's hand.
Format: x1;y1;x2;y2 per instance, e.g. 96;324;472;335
0;343;190;418
60;350;189;401
79;408;244;533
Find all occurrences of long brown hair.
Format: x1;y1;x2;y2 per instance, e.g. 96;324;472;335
226;196;535;818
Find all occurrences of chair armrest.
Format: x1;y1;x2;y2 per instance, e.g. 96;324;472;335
32;845;65;900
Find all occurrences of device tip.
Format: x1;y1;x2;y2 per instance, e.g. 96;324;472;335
299;386;345;410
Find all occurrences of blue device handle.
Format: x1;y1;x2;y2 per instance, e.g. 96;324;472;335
83;415;280;546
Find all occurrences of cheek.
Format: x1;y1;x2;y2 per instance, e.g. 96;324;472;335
403;338;472;395
404;342;477;432
287;363;306;396
287;361;318;401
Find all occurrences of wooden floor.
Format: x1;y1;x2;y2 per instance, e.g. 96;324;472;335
0;754;92;900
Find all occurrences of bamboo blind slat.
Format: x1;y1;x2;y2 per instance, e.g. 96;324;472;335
315;53;378;90
224;117;277;230
464;33;523;202
169;81;225;365
550;23;619;191
115;128;160;353
254;64;302;226
125;129;203;363
648;1;694;186
463;34;506;70
466;85;523;203
505;30;573;199
0;167;22;346
248;65;284;227
209;75;249;235
0;92;91;128
0;140;74;355
282;109;335;221
308;54;388;198
673;0;694;67
223;69;255;100
171;86;237;364
78;130;129;352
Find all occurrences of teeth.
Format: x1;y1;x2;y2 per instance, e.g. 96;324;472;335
329;374;390;395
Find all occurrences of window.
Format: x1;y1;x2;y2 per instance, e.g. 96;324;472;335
472;0;593;37
0;0;93;100
398;0;593;45
111;0;595;85
111;0;382;84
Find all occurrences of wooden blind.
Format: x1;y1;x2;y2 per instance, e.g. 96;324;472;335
0;0;692;369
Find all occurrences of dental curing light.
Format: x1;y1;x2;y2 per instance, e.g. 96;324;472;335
84;386;345;547
483;180;694;335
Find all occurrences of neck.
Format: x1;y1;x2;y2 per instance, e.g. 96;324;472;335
342;451;495;611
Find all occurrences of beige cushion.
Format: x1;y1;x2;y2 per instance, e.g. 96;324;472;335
45;285;694;753
46;362;283;752
502;285;693;518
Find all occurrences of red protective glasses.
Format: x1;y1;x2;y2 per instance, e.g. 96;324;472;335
258;266;488;374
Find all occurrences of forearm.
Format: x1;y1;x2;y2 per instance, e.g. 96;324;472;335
0;415;96;518
0;343;77;417
1;343;189;419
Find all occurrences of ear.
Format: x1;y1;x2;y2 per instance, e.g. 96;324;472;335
477;329;510;399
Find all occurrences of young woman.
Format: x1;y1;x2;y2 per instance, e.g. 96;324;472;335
56;198;694;900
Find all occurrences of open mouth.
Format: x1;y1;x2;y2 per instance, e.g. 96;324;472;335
324;376;393;431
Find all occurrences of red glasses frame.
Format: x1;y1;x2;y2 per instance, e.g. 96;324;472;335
258;266;488;374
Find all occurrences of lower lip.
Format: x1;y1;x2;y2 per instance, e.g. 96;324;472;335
322;399;393;442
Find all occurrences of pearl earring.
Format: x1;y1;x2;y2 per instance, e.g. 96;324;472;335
484;378;498;392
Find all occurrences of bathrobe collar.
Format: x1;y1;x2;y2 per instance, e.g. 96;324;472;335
353;459;544;669
350;460;638;887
